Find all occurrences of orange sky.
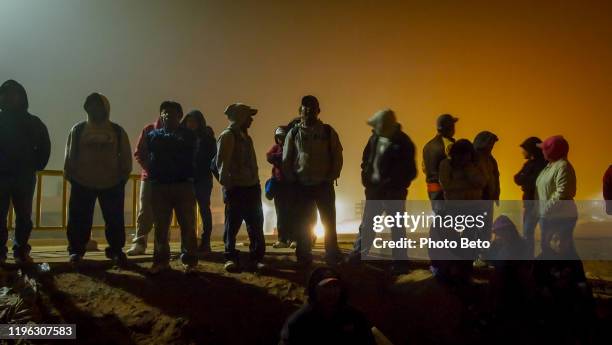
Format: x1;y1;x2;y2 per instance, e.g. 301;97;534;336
1;0;610;218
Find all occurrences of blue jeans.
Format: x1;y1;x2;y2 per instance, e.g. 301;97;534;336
522;201;539;258
223;185;265;262
67;181;126;257
194;179;213;247
0;174;36;259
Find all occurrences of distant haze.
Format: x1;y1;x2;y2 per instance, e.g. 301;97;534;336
2;0;610;220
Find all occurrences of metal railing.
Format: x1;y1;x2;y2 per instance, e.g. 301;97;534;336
7;170;142;230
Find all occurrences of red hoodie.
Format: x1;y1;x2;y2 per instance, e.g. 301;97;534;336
266;143;284;181
134;118;162;180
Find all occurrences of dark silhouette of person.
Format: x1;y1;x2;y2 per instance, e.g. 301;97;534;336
348;108;417;275
0;80;51;266
514;137;547;257
279;266;376;345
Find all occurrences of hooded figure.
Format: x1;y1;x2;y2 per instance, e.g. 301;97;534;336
0;80;51;176
473;131;500;201
514;137;547;200
64;93;132;266
280;267;376;345
0;80;51;264
64;93;132;189
535;135;578;258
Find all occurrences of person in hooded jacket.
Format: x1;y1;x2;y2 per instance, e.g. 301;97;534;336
64;92;132;267
279;266;376;345
604;165;612;216
216;103;266;272
126;111;163;256
282;95;343;266
145;101;199;274
535;135;579;259
181;110;216;253
0;80;51;265
514;137;547;258
473;131;500;264
348;109;417;275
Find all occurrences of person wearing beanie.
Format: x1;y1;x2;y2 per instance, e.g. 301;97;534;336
282;95;343;266
64;92;132;267
126;106;165;256
0;80;51;266
216;103;265;272
348;108;417;275
279;266;376;345
514;136;547;258
422;113;458;210
180;110;216;253
535;135;578;259
145;101;199;274
267;126;298;249
603;165;612;215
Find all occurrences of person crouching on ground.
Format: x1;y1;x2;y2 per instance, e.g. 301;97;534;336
64;92;132;267
216;103;266;273
279;266;376;345
145;101;199;274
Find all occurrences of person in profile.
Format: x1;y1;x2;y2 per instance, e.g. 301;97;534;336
64;92;132;267
473;131;500;266
348;108;417;275
535;135;578;259
282;95;343;267
216;103;265;273
422;114;457;209
279;266;376;345
437;139;486;283
514;137;547;258
127;106;163;256
0;80;51;266
181;110;216;254
604;164;612;215
145;101;198;274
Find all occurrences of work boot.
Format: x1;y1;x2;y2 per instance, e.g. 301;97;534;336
183;263;198;275
272;241;289;249
224;260;239;273
289;241;298;249
69;254;83;269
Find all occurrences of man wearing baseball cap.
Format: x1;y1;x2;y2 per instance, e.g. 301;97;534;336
422;114;458;208
216;103;266;272
282;95;343;266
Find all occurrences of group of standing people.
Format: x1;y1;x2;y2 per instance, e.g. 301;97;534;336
0;79;611;278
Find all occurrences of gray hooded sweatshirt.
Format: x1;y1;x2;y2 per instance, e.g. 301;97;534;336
64;93;132;189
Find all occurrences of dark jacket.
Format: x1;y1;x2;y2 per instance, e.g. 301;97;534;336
194;129;216;182
422;134;454;184
515;158;547;200
279;303;376;345
361;127;417;191
145;127;196;184
0;80;51;176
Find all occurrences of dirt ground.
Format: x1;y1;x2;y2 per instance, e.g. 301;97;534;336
2;244;612;345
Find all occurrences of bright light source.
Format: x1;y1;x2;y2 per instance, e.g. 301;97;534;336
314;218;324;238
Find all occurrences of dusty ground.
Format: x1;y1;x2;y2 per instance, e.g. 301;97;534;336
2;243;612;345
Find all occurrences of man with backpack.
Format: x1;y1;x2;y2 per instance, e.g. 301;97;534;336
0;80;51;266
215;103;265;272
64;92;132;267
283;95;343;266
